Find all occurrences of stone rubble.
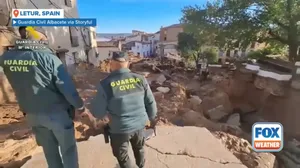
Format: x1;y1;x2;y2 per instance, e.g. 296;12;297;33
226;113;241;127
155;74;167;85
156;87;170;93
205;105;228;121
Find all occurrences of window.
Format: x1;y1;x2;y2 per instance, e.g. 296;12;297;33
69;27;79;47
65;0;73;7
164;37;167;41
72;52;78;63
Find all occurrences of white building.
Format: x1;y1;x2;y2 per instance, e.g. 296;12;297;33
97;41;121;61
149;31;160;55
131;41;151;57
0;0;98;69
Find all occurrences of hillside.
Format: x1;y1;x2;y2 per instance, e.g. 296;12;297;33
96;33;132;39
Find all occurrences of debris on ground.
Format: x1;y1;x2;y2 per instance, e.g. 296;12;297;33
0;57;296;168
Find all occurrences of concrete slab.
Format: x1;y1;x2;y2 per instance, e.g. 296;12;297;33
22;126;246;168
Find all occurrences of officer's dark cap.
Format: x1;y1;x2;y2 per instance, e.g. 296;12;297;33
19;26;27;31
111;52;128;62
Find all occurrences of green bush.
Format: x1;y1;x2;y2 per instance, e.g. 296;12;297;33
247;50;264;59
203;48;218;63
247;49;271;59
247;46;287;60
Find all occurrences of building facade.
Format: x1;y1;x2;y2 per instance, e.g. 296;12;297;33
150;31;160;55
158;24;183;56
131;41;151;57
97;41;121;61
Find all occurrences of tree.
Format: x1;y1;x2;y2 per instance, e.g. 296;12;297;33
177;32;202;65
177;32;218;65
181;0;300;62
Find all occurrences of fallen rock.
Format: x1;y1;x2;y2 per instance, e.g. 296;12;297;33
156;87;170;93
226;113;241;127
181;110;203;126
201;88;232;114
188;95;203;112
205;105;227;121
155;74;166;85
170;82;179;87
189;95;202;103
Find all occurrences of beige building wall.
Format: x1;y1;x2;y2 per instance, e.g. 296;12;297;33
160;25;183;42
97;47;120;61
87;27;99;66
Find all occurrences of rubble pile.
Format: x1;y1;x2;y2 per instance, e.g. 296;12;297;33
98;59;110;72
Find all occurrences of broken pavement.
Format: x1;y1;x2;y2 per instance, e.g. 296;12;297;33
21;126;247;168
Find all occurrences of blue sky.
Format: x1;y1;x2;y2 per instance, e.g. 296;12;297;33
77;0;206;33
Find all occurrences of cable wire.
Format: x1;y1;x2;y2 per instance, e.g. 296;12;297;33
28;0;38;9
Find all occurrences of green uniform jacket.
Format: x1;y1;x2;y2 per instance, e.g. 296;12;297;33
90;68;157;134
0;41;83;115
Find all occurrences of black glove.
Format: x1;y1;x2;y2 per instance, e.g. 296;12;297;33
67;106;75;119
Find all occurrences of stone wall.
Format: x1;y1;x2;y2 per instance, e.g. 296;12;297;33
227;63;300;139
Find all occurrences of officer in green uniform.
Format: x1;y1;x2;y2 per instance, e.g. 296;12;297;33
0;29;86;168
18;26;27;39
90;52;157;168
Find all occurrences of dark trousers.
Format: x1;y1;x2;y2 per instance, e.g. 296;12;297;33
110;129;145;168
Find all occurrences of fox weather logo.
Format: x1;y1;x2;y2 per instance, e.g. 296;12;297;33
252;122;283;152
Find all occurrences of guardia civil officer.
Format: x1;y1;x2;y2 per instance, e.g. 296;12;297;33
0;28;87;168
18;26;27;39
90;51;158;168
